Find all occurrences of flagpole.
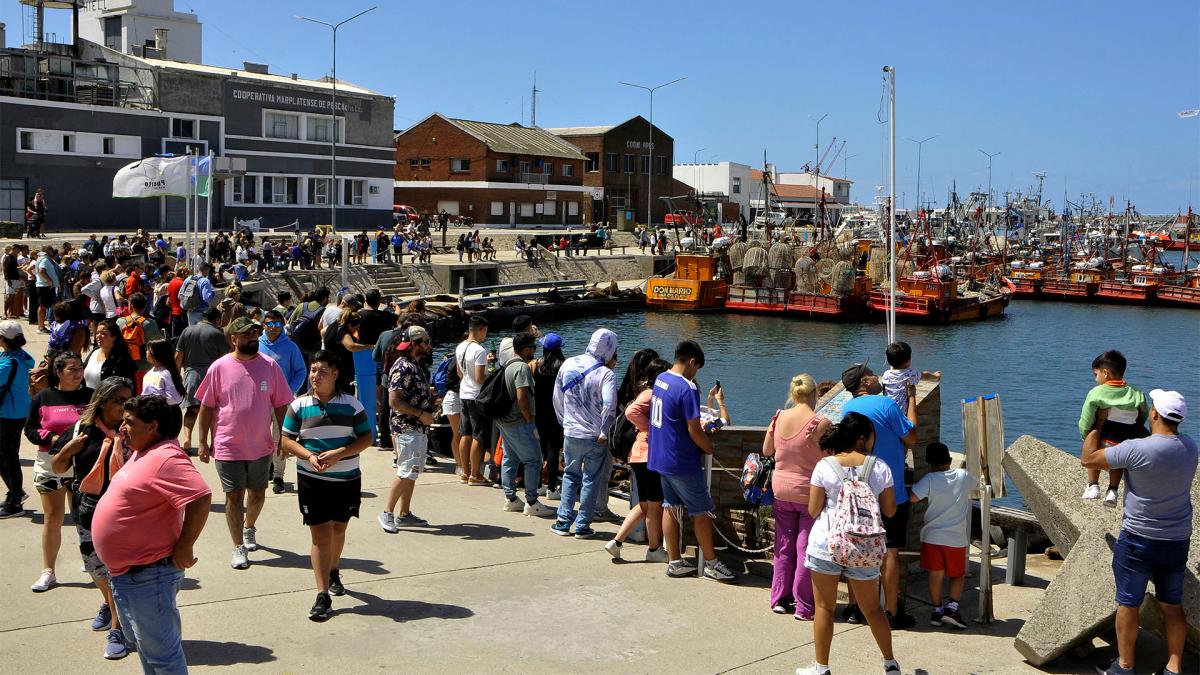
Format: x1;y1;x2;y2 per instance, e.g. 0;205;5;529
205;150;214;264
192;148;200;266
184;151;192;266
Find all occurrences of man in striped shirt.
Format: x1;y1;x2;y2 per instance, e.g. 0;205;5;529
280;351;372;622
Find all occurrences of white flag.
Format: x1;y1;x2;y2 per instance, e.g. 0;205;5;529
112;156;192;198
1179;109;1200;119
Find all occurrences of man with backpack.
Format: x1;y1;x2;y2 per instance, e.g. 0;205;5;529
839;363;919;629
117;293;161;390
492;334;555;518
179;263;215;327
175;306;229;454
286;288;330;363
646;340;736;582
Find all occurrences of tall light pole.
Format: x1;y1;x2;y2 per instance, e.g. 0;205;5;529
296;5;377;243
882;66;896;345
810;113;828;173
979;148;1000;208
844;152;858;180
906;134;936;211
692;147;707;197
620;77;686;227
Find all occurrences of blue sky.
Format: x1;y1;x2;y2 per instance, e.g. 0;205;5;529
6;0;1198;213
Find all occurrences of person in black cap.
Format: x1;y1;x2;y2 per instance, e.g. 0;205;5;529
839;362;919;629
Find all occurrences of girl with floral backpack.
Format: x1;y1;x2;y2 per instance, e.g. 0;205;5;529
797;411;901;675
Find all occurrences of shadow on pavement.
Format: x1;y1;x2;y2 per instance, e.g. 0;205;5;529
398;522;534;541
338;588;473;623
250;545;389;575
183;639;275;666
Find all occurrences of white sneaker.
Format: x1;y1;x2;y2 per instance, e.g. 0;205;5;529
1103;488;1119;507
503;497;524;512
605;539;623;560
377;511;398;533
703;559;737;583
31;568;56;592
231;545;250;570
644;546;668;563
243;527;259;551
666;559;698;577
523;500;556;518
1082;483;1102;500
795;665;830;675
546;489;561;500
537;486;548;497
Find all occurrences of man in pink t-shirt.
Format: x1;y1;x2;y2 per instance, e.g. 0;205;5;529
93;395;211;674
196;316;292;570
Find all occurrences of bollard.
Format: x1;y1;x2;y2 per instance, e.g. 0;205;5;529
1005;530;1028;586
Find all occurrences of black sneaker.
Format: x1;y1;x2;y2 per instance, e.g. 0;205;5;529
0;502;23;519
930;607;945;626
887;611;917;630
841;604;864;624
308;592;332;622
271;477;285;494
328;569;345;596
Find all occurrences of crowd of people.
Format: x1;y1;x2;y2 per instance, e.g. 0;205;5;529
0;225;1194;674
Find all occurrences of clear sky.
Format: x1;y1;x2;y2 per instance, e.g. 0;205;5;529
5;0;1198;213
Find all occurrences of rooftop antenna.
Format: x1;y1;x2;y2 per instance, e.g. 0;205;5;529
530;71;539;127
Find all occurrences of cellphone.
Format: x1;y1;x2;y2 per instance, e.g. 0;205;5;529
714;379;722;390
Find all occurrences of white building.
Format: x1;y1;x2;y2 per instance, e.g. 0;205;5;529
672;161;759;220
77;0;202;63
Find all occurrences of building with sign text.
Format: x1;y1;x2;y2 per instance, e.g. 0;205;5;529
0;0;394;232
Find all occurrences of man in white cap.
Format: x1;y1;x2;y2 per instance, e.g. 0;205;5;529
550;328;618;539
1083;388;1196;675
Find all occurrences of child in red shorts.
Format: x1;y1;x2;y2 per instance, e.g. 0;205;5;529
910;442;971;629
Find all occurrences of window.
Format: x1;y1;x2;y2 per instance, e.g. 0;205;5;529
306;116;343;143
520;203;534;217
307;177;331;205
568;202;580;216
102;137;115;155
585;152;599;172
270;177;298;204
496;159;509;173
265;112;300;140
563;164;574;177
62;135;75;152
19;131;32;151
732;177;742;194
103;16;122;50
343;179;364;206
233;175;257;204
171;118;197;139
519;161;531;173
641;155;650;175
543;162;553;176
409;158;419;170
606;153;618;172
656;156;669;175
421;159;430;169
624;154;635;174
450;158;470;172
490;201;504;216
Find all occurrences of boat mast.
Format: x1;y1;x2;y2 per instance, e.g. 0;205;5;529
1184;207;1194;273
884;65;897;344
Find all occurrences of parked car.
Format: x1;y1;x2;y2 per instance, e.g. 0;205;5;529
393;204;419;223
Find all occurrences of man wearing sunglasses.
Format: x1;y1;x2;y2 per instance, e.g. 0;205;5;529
259;310;307;494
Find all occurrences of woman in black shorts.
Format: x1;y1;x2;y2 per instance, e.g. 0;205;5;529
280;351;372;623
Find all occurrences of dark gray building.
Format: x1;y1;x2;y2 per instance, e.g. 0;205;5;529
0;5;394;232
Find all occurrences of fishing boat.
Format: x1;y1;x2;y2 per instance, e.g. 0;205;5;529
1040;263;1112;300
645;252;729;311
1006;260;1047;297
868;270;1010;322
1095;264;1170;304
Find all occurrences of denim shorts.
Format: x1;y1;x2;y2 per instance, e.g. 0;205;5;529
660;471;714;515
1113;530;1189;607
804;553;880;581
393;431;428;480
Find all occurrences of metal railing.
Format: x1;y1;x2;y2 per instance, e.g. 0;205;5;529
515;172;550;185
0;49;158;109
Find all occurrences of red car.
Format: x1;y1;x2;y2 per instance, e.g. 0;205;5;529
393;204;419;223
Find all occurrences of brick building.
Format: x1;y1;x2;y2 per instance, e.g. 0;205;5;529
545;116;675;227
392;113;593;227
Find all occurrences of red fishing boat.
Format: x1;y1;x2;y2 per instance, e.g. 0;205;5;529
1156;270;1200;307
1040;264;1113;300
1006;261;1047;297
868;272;1010;323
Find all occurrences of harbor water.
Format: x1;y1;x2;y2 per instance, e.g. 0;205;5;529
531;301;1199;509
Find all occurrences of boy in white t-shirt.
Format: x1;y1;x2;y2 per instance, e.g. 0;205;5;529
909;442;971;629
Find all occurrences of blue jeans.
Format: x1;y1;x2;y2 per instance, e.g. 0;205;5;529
110;563;187;675
497;420;541;504
556;436;607;529
592;450;613;513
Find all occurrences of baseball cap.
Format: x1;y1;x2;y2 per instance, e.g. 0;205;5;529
226;316;262;335
539;332;562;351
396;325;429;351
841;362;871;393
1148;389;1186;423
0;321;24;341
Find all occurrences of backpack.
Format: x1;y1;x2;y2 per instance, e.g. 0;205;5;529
177;275;201;311
121;315;147;361
740;452;775;506
476;361;516;420
824;456;887;569
151;292;171;325
286;305;325;352
433;356;455;396
608;403;639;462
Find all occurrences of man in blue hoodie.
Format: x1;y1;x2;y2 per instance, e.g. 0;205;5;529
0;320;34;517
259;309;305;494
550;328;618;539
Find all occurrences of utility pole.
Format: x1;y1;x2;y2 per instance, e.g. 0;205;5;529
810;113;828;174
979;149;1000;208
619;76;687;227
907;134;936;212
530;71;539;127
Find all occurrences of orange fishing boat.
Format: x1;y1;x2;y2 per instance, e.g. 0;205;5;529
645;253;729;312
868;272;1010;323
1156;271;1200;307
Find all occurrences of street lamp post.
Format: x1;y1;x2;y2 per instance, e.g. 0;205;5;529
978;149;1001;208
906;134;937;211
296;6;376;261
619;76;686;228
810;113;828;173
692;147;707;197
